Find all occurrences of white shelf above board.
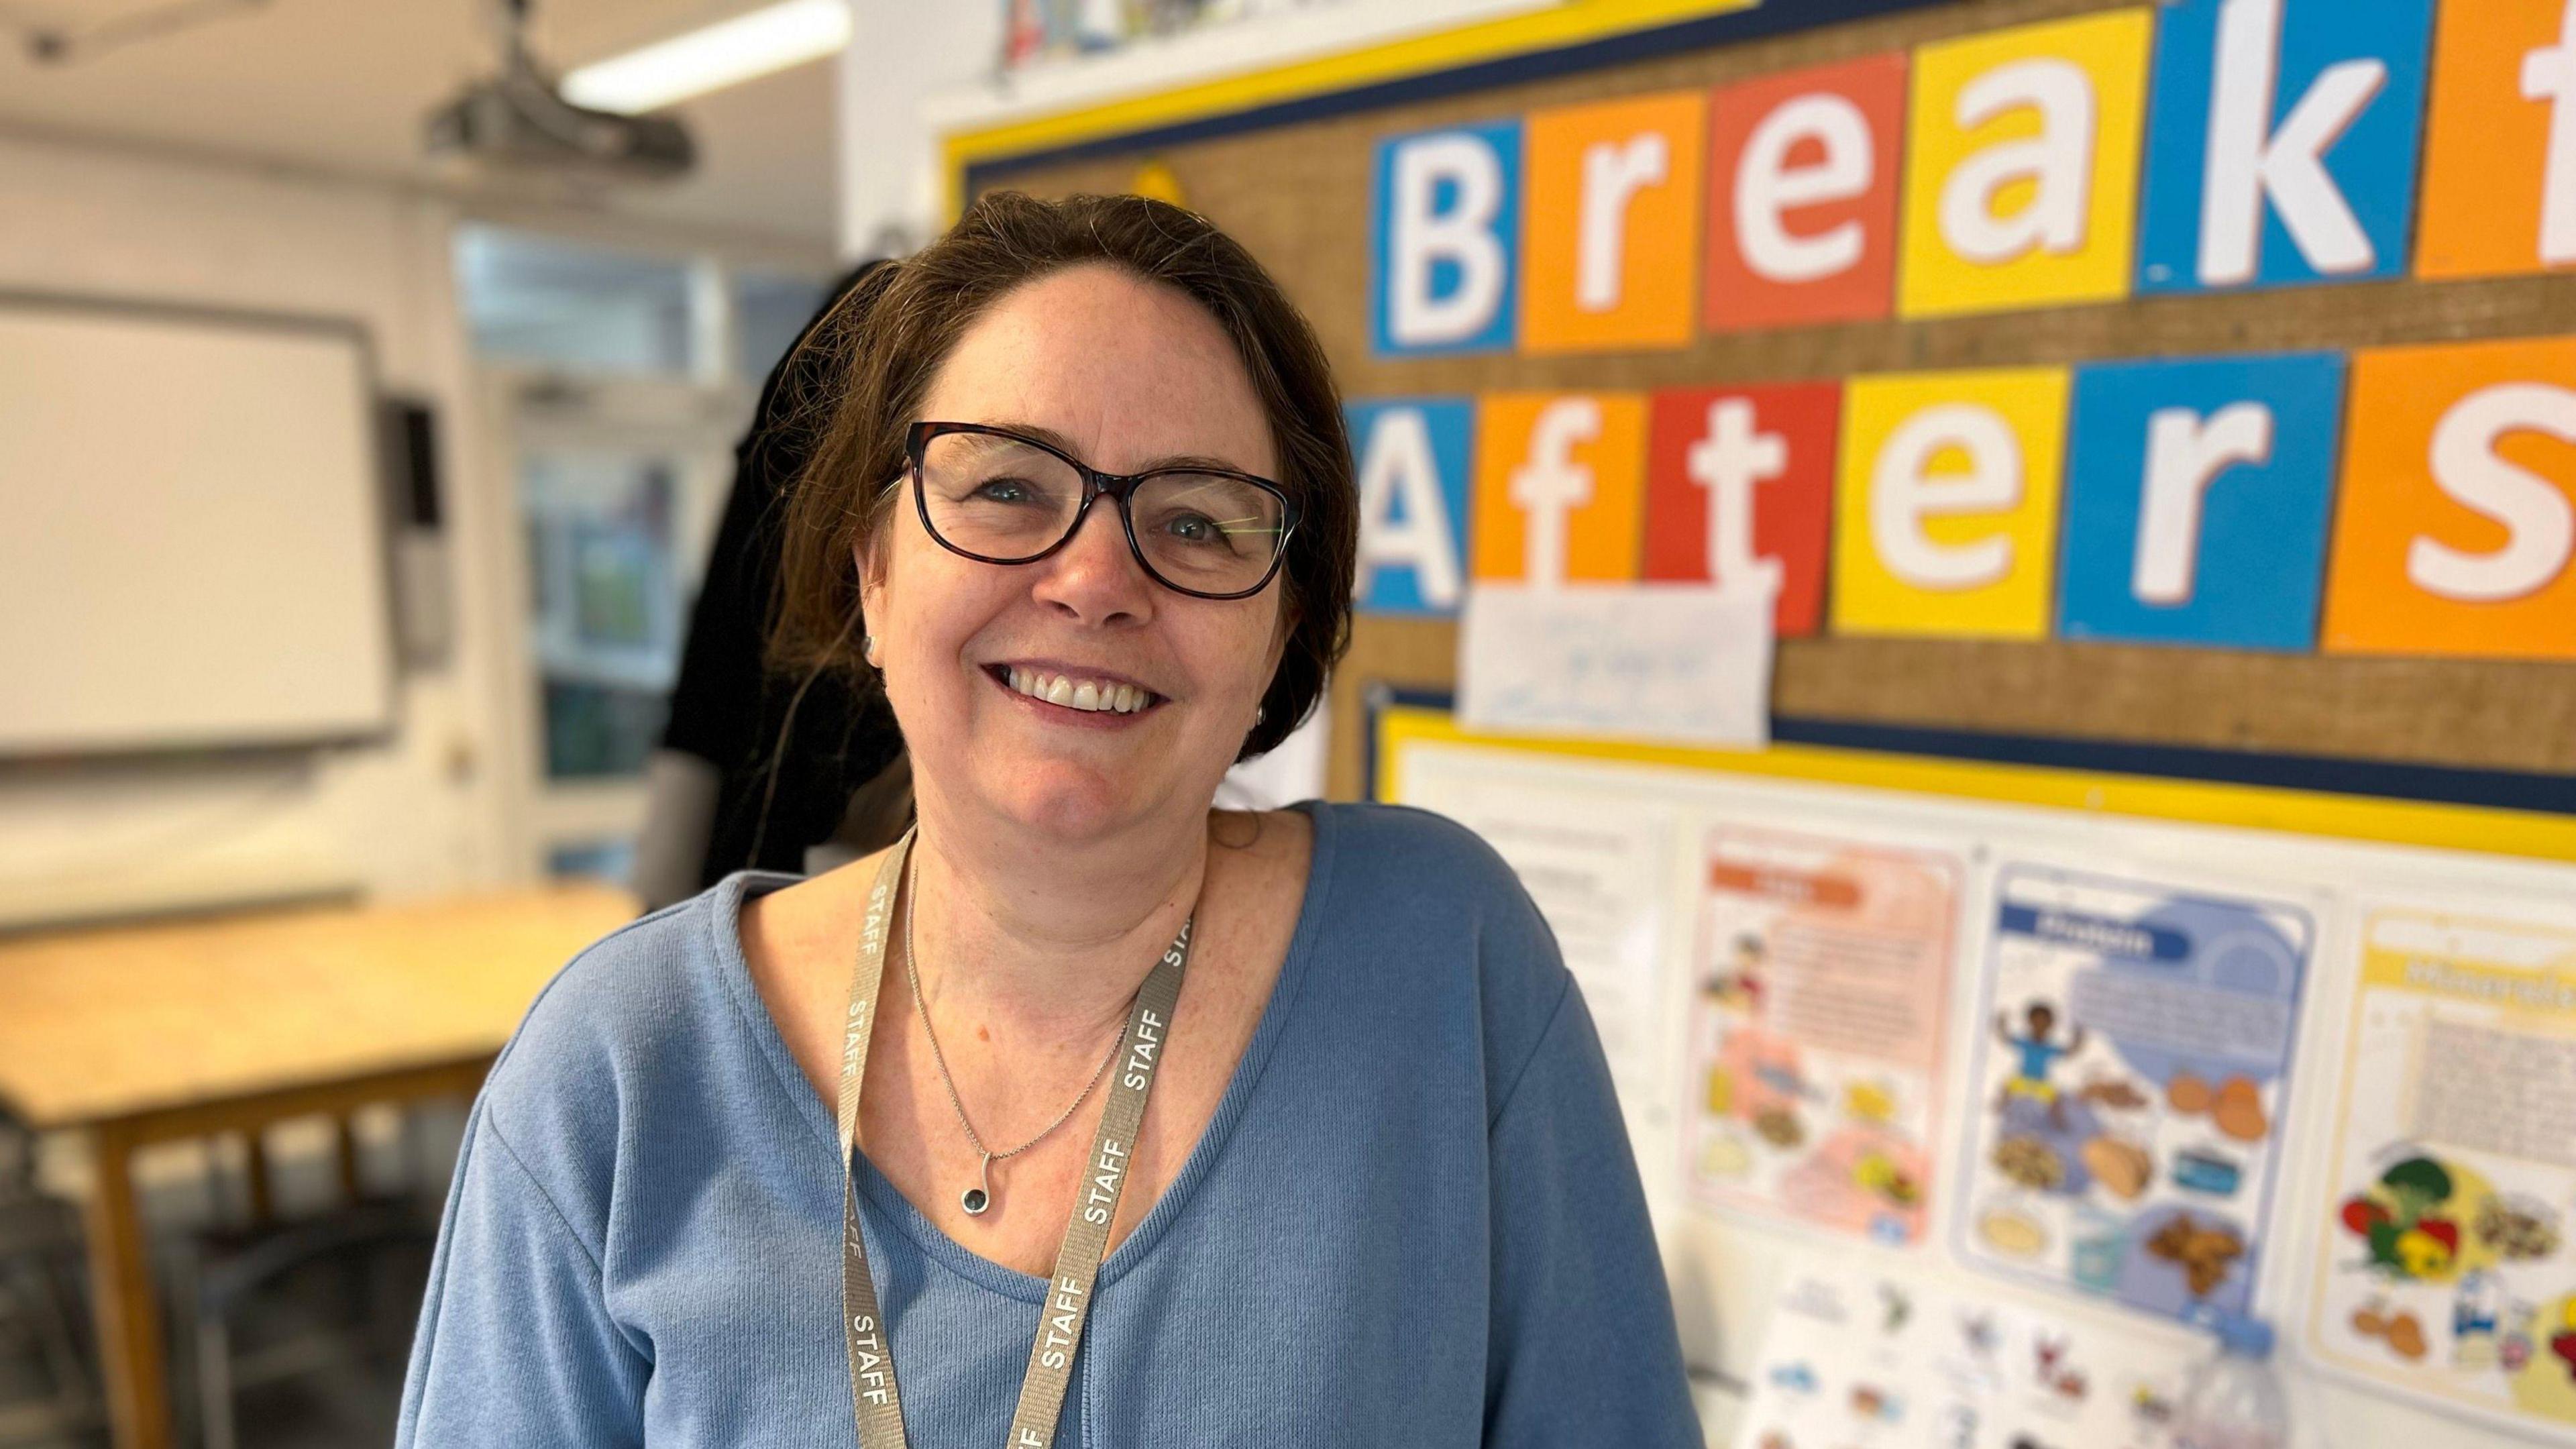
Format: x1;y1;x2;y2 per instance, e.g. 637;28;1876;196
923;0;1558;147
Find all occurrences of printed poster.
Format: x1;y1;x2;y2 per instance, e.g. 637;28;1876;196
1958;866;2313;1326
1684;828;1961;1245
1396;767;1676;1118
1734;1258;2196;1449
2306;907;2576;1441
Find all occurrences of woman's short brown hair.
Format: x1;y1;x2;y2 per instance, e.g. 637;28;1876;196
768;191;1356;761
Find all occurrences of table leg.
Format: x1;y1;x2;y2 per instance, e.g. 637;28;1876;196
81;1118;172;1449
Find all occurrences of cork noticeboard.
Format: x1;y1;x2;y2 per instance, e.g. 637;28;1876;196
957;0;2576;808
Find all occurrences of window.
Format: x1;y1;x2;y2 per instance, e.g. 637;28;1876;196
735;270;831;385
455;226;698;377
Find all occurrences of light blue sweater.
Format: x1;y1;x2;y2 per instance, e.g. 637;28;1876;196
396;801;1701;1447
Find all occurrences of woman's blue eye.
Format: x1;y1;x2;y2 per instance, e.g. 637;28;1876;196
973;478;1033;504
1163;513;1219;543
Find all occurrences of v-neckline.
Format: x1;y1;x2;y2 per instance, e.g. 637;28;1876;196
711;800;1337;1305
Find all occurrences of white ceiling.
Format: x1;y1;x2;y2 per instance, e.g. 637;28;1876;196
0;0;839;247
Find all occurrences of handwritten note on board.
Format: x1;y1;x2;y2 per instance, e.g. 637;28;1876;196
1458;582;1774;749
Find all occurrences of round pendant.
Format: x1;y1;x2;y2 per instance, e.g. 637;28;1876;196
961;1187;990;1216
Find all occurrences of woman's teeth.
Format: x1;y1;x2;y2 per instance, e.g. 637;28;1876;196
1006;667;1151;714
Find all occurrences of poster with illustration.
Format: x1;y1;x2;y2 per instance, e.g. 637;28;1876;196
1685;828;1961;1245
2306;907;2576;1441
1957;866;2313;1326
1734;1258;2196;1449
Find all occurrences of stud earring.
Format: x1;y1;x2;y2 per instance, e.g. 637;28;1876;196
1253;706;1266;727
861;634;880;667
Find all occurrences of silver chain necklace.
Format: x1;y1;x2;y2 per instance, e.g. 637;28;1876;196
900;852;1138;1217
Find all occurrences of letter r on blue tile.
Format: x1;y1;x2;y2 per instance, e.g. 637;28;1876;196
2059;354;2347;649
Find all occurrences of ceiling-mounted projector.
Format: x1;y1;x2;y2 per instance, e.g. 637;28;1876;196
425;0;695;184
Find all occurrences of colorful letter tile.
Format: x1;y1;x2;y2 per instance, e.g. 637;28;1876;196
1703;54;1908;332
2059;354;2347;650
2137;0;2436;292
2416;0;2576;279
1519;92;1707;354
1643;381;1841;636
1470;392;1650;584
1348;398;1475;616
1371;120;1521;356
2322;337;2576;661
1833;368;2073;639
1897;11;2151;318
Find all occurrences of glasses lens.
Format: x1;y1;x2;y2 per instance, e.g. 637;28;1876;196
918;431;1083;561
1131;472;1287;595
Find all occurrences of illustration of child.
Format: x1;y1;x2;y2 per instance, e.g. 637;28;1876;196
1703;932;1766;1016
1996;1001;2086;1127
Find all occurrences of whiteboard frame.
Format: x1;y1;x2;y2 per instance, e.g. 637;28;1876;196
0;288;400;761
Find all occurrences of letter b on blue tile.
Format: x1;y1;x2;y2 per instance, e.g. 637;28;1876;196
1371;121;1521;356
1348;398;1474;616
2059;354;2346;649
2136;0;2434;292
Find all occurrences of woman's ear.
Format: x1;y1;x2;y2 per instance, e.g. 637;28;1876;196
855;493;899;624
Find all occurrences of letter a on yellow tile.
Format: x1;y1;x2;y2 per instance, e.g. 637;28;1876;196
1898;11;2151;318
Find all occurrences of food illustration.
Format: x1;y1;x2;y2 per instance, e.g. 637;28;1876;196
1843;1078;1898;1126
2339;1155;2476;1284
2210;1077;2269;1142
1754;1106;1806;1149
1994;1134;2065;1191
2551;1296;2576;1382
2143;1213;2245;1297
2169;1148;2242;1197
2474;1195;2562;1261
2078;1077;2148;1110
2080;1136;2153;1201
1853;1150;1921;1208
1699;1133;1752;1179
2163;1071;2269;1140
1979;1205;2049;1257
2353;1299;2431;1361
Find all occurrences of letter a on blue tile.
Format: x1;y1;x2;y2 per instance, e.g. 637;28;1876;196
2059;354;2346;649
2137;0;2435;292
1371;121;1521;356
1348;398;1474;615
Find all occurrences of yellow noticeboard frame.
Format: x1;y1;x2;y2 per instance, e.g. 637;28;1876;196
1373;702;2576;867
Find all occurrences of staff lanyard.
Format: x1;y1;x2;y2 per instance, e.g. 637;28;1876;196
837;830;1192;1448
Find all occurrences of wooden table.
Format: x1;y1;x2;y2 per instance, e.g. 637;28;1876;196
0;881;638;1449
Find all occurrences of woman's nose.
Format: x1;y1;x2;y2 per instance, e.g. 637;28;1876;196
1033;494;1154;621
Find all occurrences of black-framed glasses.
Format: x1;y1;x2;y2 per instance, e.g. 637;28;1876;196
904;421;1299;601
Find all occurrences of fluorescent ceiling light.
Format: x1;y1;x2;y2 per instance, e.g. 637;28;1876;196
562;0;851;115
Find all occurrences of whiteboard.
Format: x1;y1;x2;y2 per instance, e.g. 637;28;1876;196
0;299;394;755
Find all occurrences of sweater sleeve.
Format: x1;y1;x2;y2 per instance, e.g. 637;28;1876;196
395;1097;650;1448
1482;981;1703;1449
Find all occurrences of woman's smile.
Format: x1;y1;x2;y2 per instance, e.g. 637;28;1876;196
981;661;1169;725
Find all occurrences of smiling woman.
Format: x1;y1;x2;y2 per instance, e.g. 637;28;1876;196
395;192;1701;1449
